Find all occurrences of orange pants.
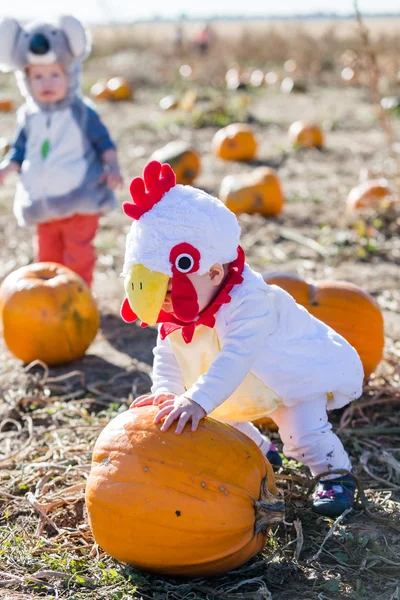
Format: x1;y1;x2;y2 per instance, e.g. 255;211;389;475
36;214;99;288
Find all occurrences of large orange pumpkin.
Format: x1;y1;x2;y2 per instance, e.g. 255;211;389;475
150;141;201;185
219;167;284;217
0;263;99;365
263;273;384;379
85;405;284;577
212;124;257;161
346;179;394;212
288;121;324;148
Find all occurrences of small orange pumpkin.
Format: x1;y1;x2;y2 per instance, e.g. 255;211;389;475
0;97;15;112
219;167;284;217
150;141;201;185
85;405;284;578
212;124;257;162
346;179;394;212
253;416;279;432
263;273;384;379
288;121;324;148
107;77;133;101
159;95;179;111
0;263;99;365
90;80;113;101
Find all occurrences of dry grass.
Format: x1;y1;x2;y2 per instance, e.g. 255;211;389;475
1;363;399;599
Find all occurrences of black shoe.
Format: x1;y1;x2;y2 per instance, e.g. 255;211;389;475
312;474;356;517
266;444;283;470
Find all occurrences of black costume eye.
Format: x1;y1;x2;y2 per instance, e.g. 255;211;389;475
175;254;194;273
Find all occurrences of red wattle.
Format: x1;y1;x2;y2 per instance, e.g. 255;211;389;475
120;297;138;323
170;272;199;323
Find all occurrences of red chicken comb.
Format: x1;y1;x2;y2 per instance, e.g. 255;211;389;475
123;161;176;220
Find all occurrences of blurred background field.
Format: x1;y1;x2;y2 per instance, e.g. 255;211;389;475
0;5;400;600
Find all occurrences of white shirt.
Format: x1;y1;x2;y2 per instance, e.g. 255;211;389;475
151;265;364;414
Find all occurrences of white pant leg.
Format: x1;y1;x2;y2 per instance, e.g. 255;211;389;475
269;397;351;477
221;419;271;455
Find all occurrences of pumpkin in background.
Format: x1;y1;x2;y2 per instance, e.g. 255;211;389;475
346;179;394;212
0;263;99;365
288;121;324;148
212;124;257;162
90;80;113;101
150;141;201;185
219;167;284;217
263;273;384;379
107;77;133;101
253;416;279;432
159;95;179;110
85;405;284;577
0;97;14;112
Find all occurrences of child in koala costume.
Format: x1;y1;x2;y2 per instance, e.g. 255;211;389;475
0;15;123;287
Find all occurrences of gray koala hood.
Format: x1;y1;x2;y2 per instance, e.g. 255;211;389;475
0;15;91;111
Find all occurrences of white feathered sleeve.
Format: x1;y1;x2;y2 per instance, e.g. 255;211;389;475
185;285;276;414
151;330;186;396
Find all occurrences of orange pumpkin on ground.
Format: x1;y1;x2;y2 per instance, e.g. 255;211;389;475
263;273;384;380
107;76;133;101
253;416;279;432
346;179;394;212
212;124;257;162
288;121;324;148
0;263;99;365
0;97;15;112
150;141;201;185
85;405;284;577
159;95;179;110
90;80;113;101
219;167;284;217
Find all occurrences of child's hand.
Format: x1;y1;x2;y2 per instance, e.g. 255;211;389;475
130;392;176;408
154;395;206;434
0;162;18;186
100;170;124;190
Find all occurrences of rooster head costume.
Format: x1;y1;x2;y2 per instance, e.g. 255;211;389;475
121;160;243;343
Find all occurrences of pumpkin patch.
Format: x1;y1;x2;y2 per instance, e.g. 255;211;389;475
212;123;257;161
0;262;99;365
219;166;284;217
85;405;284;577
263;273;384;379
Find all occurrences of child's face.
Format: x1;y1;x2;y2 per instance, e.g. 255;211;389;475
28;64;68;104
162;264;226;314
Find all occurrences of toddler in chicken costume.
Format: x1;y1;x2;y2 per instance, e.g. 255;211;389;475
122;161;364;517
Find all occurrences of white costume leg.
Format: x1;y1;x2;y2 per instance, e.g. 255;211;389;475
221;419;271;455
269;397;351;477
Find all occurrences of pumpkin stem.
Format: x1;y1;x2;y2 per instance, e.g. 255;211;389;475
254;474;285;536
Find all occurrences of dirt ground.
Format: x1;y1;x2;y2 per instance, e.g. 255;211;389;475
0;72;400;600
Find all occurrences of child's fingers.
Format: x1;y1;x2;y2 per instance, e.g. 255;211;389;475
130;395;154;408
191;414;202;432
153;405;174;424
159;408;182;431
157;398;176;409
154;393;176;405
174;412;190;434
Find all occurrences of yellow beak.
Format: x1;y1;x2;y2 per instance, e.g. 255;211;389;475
124;264;169;326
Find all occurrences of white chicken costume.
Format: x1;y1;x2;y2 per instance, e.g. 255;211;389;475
121;161;364;478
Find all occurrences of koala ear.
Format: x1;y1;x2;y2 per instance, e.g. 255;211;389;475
58;15;92;61
0;17;23;72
